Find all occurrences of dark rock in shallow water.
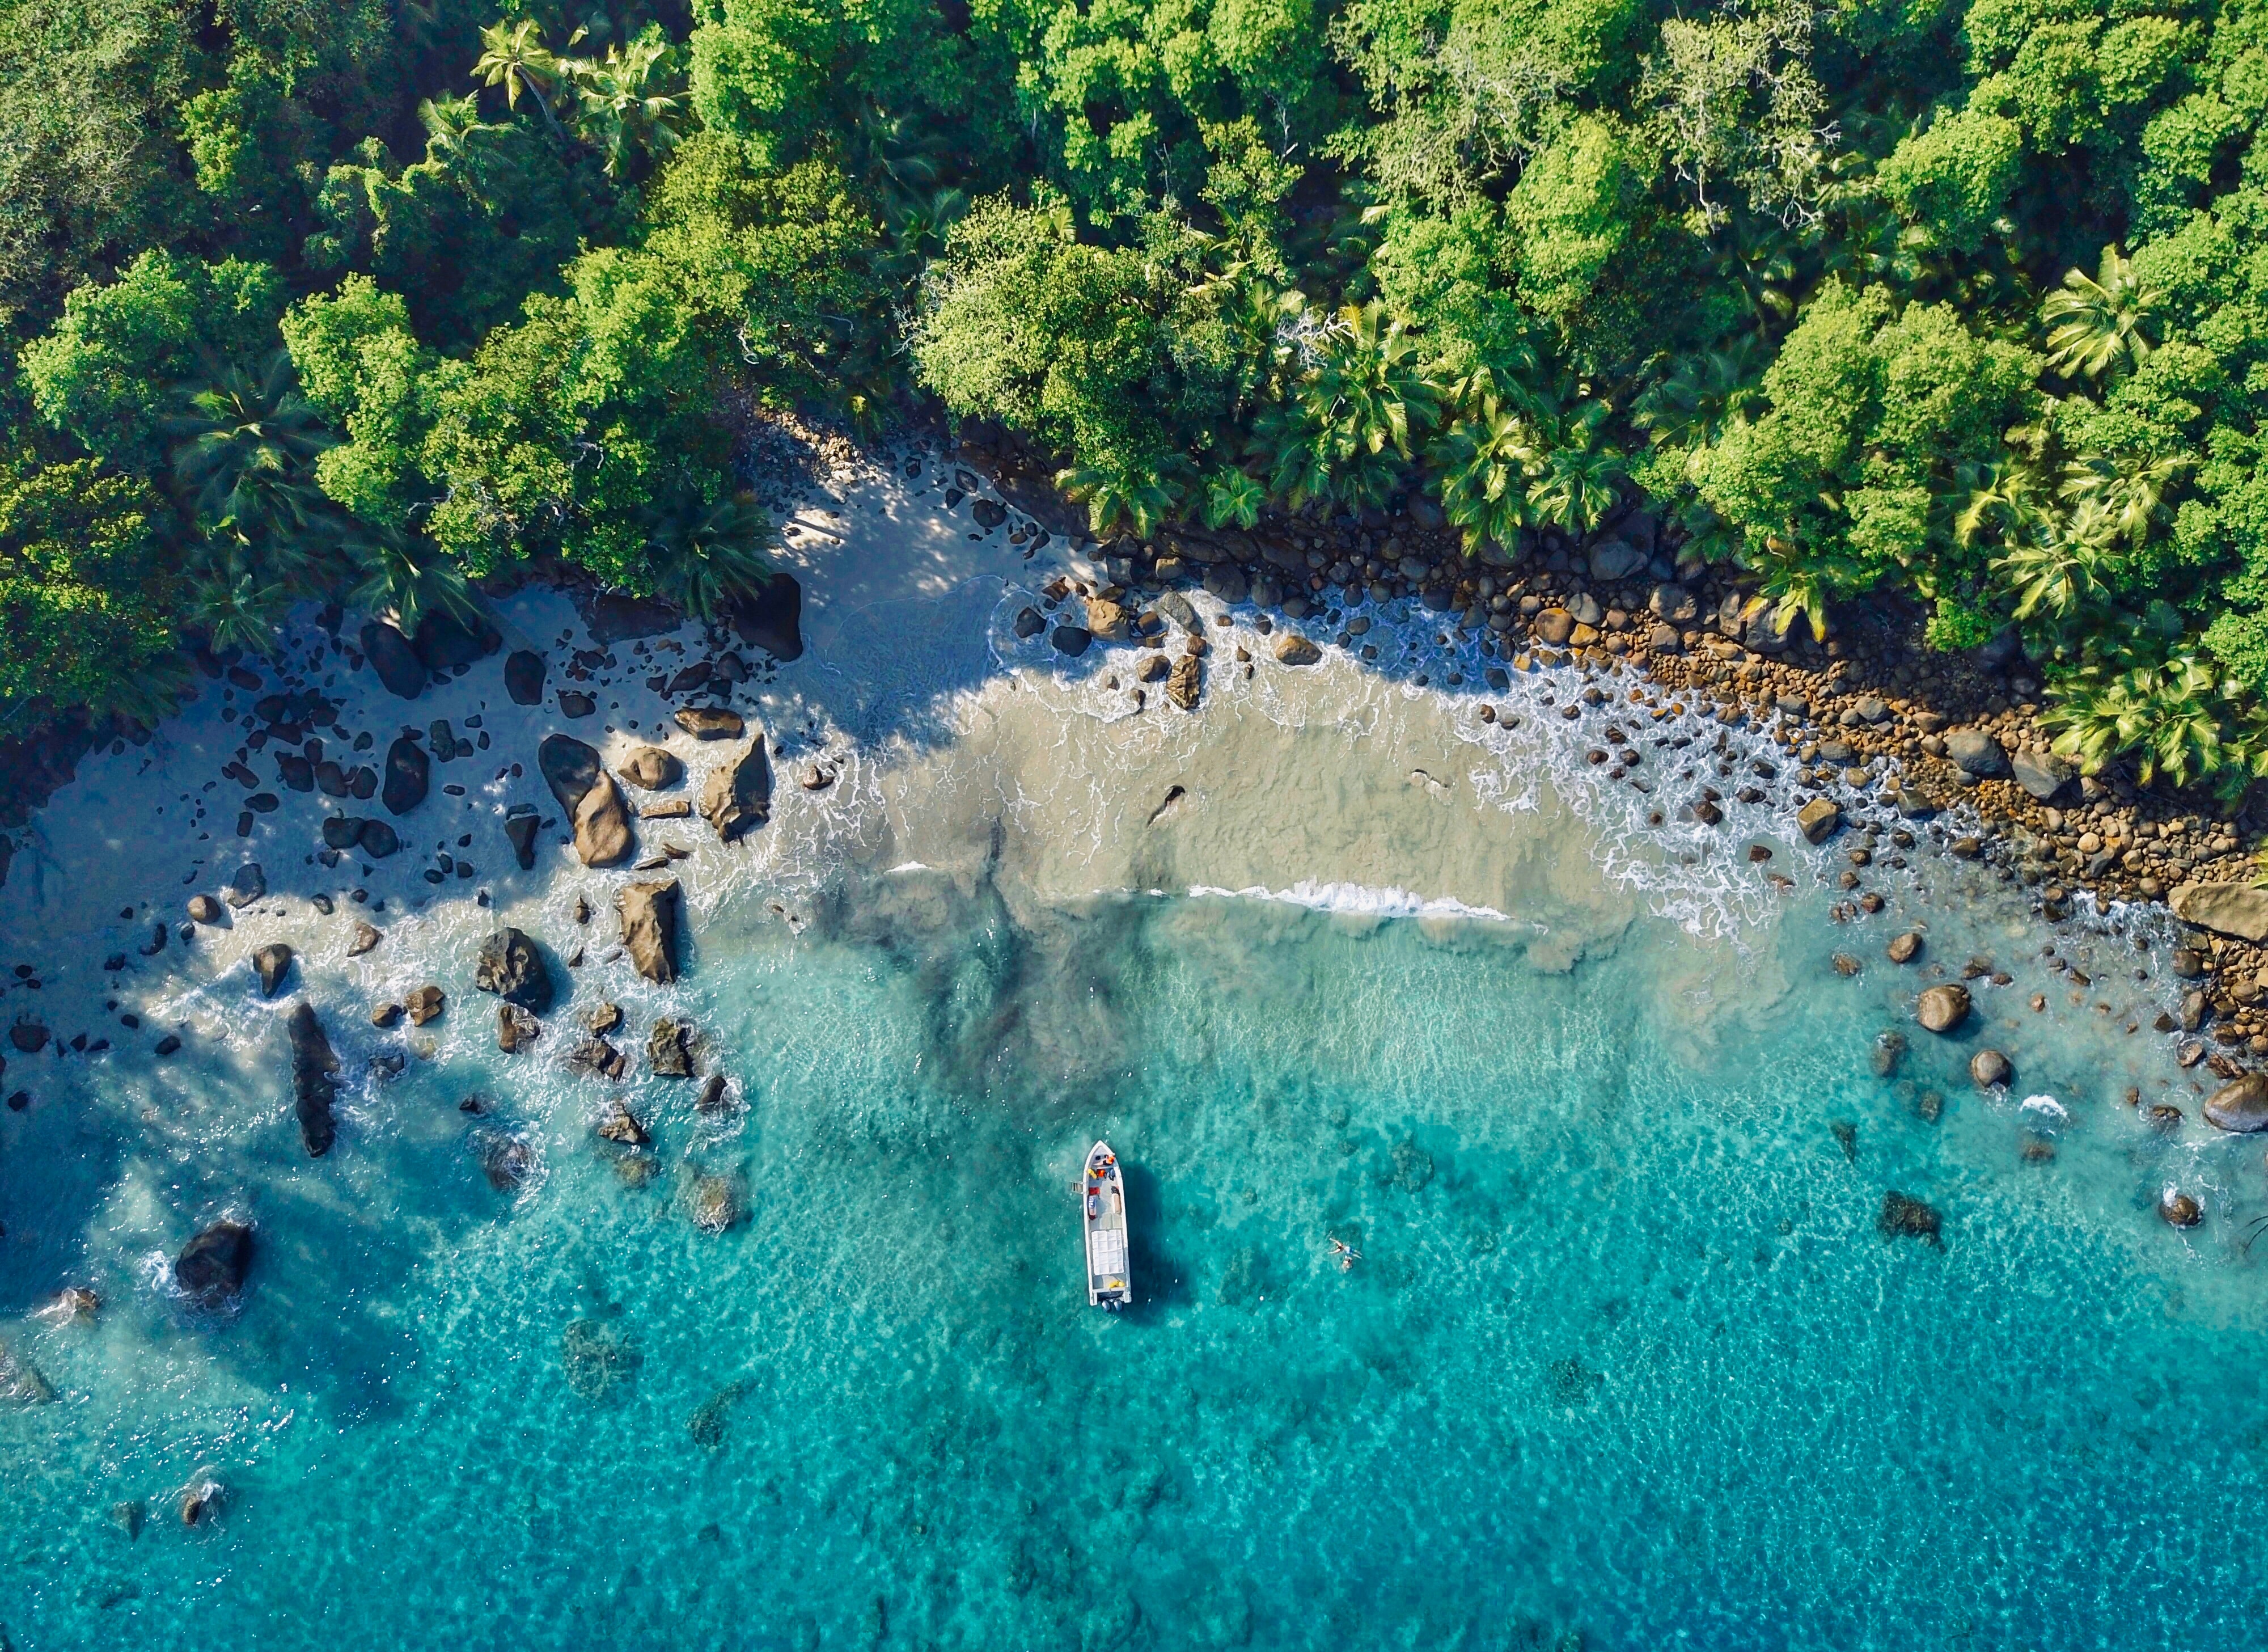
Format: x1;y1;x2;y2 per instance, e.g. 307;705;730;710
619;880;680;984
1830;1120;1857;1160
504;810;539;870
648;1017;693;1077
226;862;265;907
595;1101;650;1147
475;927;553;1012
359;621;426;699
253;943;293;998
504;649;547;706
478;1131;535;1192
1970;1049;2012;1089
1878;1192;1943;1246
700;739;772;842
1013;606;1044;639
382;736;428;815
2159;1188;2203;1228
2204;1072;2268;1133
729;571;803;662
1916;983;1970;1034
1051;624;1092;657
560;1319;641;1401
286;1002;340;1155
0;1341;55;1405
322;815;364;850
688;1378;752;1447
358;818;400;857
175;1220;253;1302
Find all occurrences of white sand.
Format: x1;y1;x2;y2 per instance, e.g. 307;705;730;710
0;437;1817;1091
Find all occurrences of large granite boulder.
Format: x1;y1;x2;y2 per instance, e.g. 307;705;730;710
2009;749;2074;801
286;1003;339;1156
382;736;429;816
474;927;554;1013
620;746;683;789
253;943;293;998
408;609;500;670
175;1221;253;1303
700;738;772;842
729;571;803;662
359;621;425;699
1944;729;2011;778
619;880;680;984
538;734;633;867
1916;983;1971;1034
2204;1072;2268;1133
503;650;547;706
2170;882;2268;944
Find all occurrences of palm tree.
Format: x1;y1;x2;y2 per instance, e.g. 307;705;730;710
1994;516;2115;623
1057;455;1188;540
2042;246;2160;383
344;523;483;639
641;492;777;619
1952;455;2054;550
1525;402;1625;534
184;565;294;658
475;18;576;140
564;34;687;179
168;351;337;571
1633;337;1767;450
1428;402;1545;555
1204;467;1266;531
2057;449;2189;544
2042;650;2225;787
1254;302;1438;511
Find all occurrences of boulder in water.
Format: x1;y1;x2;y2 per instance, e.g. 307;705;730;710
405;984;445;1025
2159;1188;2203;1228
687;1173;743;1234
479;1131;536;1192
648;1017;694;1078
359;621;426;699
174;1220;253;1302
188;894;222;924
1274;634;1321;665
1797;798;1842;844
408;608;498;670
1877;1192;1942;1247
504;809;539;870
595;1101;650;1148
225;862;266;908
358;819;400;857
0;1342;54;1405
618;880;680;984
2203;1072;2268;1132
253;943;293;998
700;738;772;842
675;705;744;741
1167;653;1203;711
1969;1049;2012;1089
1888;931;1922;965
382;736;429;815
1915;984;1970;1034
497;1002;541;1053
621;745;683;789
474;927;554;1012
286;1002;340;1155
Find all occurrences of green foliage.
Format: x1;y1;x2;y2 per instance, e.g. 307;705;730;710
5;0;2268;791
0;458;183;725
22;252;287;472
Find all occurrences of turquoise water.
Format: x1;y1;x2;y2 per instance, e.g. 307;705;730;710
6;848;2268;1649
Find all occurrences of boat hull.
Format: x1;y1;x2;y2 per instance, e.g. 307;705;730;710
1083;1142;1129;1308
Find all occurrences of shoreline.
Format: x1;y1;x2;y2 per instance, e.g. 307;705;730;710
951;424;2268;1038
0;430;2244;1134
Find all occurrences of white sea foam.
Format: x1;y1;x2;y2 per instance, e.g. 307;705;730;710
1186;880;1517;923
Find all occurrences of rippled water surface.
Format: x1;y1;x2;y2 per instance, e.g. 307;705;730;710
7;858;2268;1650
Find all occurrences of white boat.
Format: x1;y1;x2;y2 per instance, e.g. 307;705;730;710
1082;1142;1130;1309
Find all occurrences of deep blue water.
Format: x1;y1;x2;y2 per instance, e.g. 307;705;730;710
5;850;2266;1649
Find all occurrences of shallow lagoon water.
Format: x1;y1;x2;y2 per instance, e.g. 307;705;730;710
7;457;2268;1647
9;855;2268;1649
